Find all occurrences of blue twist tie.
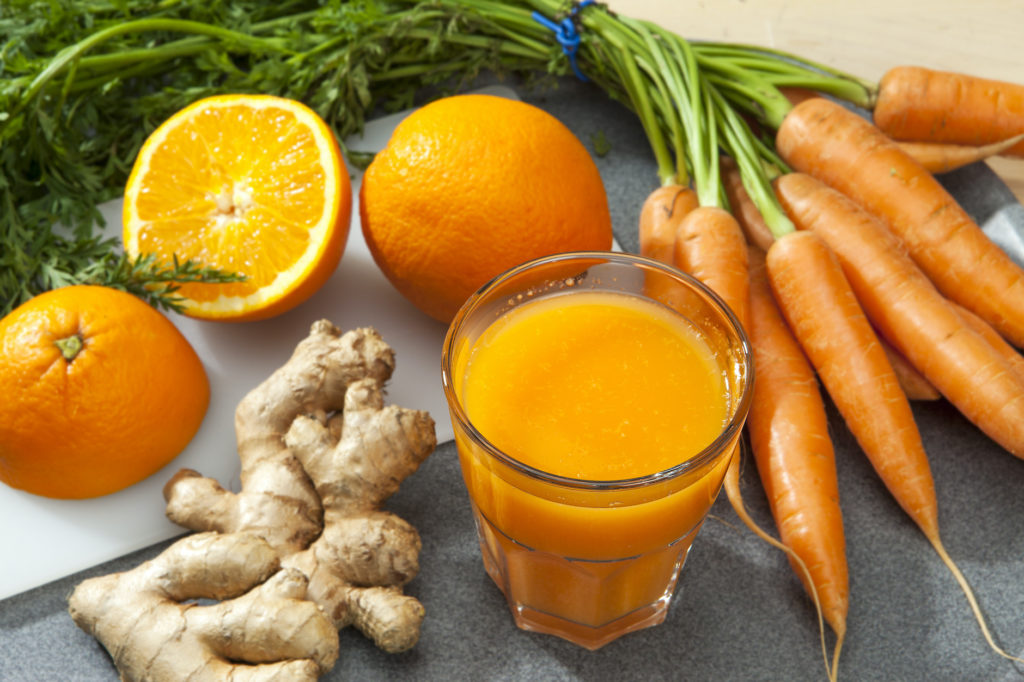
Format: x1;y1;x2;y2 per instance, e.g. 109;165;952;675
531;0;596;82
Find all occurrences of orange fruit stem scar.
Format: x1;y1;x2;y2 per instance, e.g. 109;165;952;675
54;333;84;361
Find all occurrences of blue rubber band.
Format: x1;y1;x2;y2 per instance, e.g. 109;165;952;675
531;1;596;82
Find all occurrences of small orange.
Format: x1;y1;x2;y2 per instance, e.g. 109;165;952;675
123;94;351;321
359;94;613;323
0;285;210;499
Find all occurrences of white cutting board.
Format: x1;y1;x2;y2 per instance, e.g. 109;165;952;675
0;86;521;600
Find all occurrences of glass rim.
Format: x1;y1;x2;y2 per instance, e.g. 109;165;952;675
441;250;754;492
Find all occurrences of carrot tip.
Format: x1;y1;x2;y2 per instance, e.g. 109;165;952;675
722;448;839;682
929;535;1024;666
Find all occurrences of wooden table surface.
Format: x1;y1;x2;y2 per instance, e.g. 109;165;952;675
608;0;1024;202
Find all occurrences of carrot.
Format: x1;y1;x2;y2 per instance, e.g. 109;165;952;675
638;184;699;264
681;208;841;678
766;230;938;536
746;244;847;673
773;172;1024;663
675;184;844;679
878;335;941;402
723;150;942;408
651;36;841;674
952;302;1024;385
673;206;750;325
896;134;1024;174
774;171;1024;460
721;157;776;252
775;96;1024;349
874;66;1024;158
671;207;758;558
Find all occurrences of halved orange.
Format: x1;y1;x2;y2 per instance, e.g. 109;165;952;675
123;94;351;321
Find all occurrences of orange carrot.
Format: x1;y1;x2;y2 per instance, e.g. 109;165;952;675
953;302;1024;385
638;185;699;264
878;335;941;401
727;163;936;401
773;172;1024;663
671;207;754;540
746;244;847;670
896;134;1024;174
721;157;776;252
766;230;938;535
673;206;750;326
874;66;1024;157
776;96;1024;349
711;90;850;677
774;171;1024;460
724;152;939;403
669;202;845;668
675;202;842;678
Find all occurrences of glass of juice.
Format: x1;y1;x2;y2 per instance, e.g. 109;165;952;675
441;251;753;650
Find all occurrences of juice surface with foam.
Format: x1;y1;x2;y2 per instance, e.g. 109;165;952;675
462;289;728;480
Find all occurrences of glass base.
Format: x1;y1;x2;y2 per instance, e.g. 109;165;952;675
472;505;697;650
507;596;674;651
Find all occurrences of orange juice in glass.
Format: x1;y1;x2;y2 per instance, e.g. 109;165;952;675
441;251;752;650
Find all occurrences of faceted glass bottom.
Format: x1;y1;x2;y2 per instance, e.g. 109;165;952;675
472;504;699;650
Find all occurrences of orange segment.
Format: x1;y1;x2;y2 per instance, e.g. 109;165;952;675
123;94;351;321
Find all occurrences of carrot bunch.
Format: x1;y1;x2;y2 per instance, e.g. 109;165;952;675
695;44;1024;173
627;29;1024;679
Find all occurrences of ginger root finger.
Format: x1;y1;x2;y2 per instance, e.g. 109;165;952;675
315;511;422;586
191;568;338;670
277;372;435;651
164;468;323;550
346;586;427;654
68;532;338;681
285;377;437;512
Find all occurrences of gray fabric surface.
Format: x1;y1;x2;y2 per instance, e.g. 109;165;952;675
3;76;1024;681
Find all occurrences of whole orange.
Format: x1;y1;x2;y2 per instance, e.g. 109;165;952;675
359;94;613;322
0;286;210;499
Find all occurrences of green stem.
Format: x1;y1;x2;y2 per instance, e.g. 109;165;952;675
695;42;877;109
623;25;690;185
661;25;718;206
401;27;547;59
697;56;793;130
443;0;550;39
710;86;794;238
18;18;295;111
642;30;697;189
694;41;875;86
34;9;325;82
54;334;84;362
602;31;677;185
69;37;215;74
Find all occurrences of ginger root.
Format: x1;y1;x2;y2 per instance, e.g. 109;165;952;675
69;322;437;679
69;532;339;681
164;321;437;653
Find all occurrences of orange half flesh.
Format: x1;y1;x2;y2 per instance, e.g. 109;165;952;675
123;94;351;321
